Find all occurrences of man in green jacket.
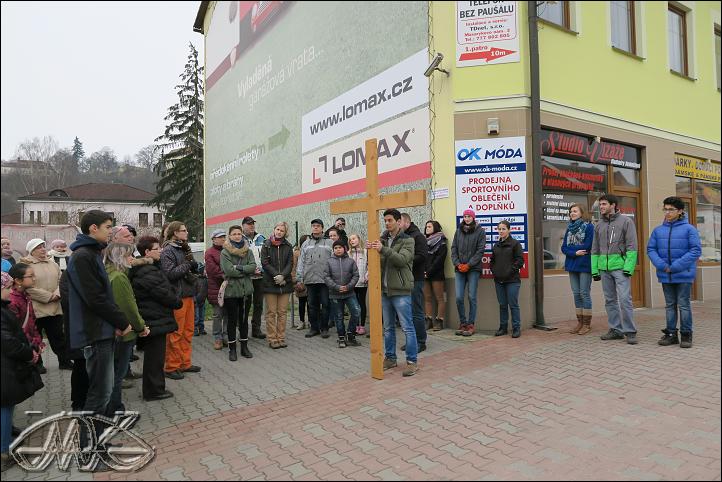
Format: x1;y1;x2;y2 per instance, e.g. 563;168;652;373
591;194;639;344
368;209;418;377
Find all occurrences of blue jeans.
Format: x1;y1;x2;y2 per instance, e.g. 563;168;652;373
662;283;693;333
568;272;592;310
306;283;330;332
382;294;417;364
195;301;206;331
1;405;13;453
601;270;637;334
455;271;481;325
494;281;521;330
108;339;134;416
330;296;361;338
411;280;427;345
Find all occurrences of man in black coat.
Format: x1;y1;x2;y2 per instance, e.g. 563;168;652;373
400;213;429;352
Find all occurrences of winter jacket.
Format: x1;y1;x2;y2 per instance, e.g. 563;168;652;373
561;222;594;273
349;247;368;287
491;236;525;283
647;215;702;284
106;265;146;342
1;299;43;406
425;234;448;281
324;253;360;299
9;288;44;350
451;222;486;272
129;260;181;337
220;241;256;299
59;270;83;360
292;247;307;296
205;244;224;305
47;249;71;272
591;211;638;276
66;234;129;350
20;254;62;318
261;238;294;294
296;235;334;285
405;223;428;281
160;241;198;298
379;230;414;296
243;232;266;279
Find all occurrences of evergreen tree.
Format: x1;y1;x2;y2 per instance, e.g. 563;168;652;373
72;136;85;171
149;43;204;241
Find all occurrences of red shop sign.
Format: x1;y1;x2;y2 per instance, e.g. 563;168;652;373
541;129;640;169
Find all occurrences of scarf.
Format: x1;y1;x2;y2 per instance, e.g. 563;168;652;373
230;239;245;249
270;236;282;247
565;219;588;246
426;232;445;254
461;221;475;234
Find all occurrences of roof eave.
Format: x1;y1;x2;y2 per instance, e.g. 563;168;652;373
193;1;210;34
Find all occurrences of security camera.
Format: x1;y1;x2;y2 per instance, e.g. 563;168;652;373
424;52;449;77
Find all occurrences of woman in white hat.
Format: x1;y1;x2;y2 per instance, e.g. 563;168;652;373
20;238;73;371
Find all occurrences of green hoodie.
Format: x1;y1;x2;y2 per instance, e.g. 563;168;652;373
591;211;638;276
106;265;146;342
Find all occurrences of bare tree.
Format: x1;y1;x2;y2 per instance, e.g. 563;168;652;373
12;136;61;194
134;144;159;171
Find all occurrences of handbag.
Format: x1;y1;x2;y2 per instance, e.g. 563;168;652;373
217;280;228;307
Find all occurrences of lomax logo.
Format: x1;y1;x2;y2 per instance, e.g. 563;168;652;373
457;146;524;162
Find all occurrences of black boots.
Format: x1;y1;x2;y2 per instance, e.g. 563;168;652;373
228;341;238;361
240;340;253;358
425;316;433;330
680;332;693;348
494;325;508;337
658;329;679;346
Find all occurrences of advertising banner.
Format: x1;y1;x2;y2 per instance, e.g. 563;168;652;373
674;154;721;182
455;136;528;278
456;1;520;67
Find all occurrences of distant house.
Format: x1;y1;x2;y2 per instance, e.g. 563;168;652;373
0;159;51;175
17;182;167;230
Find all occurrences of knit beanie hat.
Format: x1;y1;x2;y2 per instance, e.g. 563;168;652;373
463;209;476;217
332;240;347;252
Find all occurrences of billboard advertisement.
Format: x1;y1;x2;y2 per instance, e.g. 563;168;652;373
204;2;431;240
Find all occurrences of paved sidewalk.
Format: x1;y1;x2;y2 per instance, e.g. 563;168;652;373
9;301;721;480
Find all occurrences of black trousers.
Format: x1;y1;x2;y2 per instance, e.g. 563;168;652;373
298;296;308;323
36;315;71;364
142;334;167;398
71;357;88;411
226;297;249;342
355;287;368;327
244;278;264;333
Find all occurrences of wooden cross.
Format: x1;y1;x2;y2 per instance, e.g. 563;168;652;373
330;138;426;380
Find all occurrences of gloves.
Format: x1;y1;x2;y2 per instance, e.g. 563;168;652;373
189;260;199;272
592;275;601;282
273;274;285;285
457;263;470;273
623;271;632;278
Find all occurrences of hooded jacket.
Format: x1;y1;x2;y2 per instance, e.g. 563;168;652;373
129;261;181;336
66;234;129;349
404;222;428;281
451;222;486;272
2;299;43;406
296;234;334;285
379;230;414;296
261;237;294;294
591;211;638;276
20;254;62;318
205;244;224;305
160;241;197;298
220;240;256;299
647;215;702;284
324;252;359;299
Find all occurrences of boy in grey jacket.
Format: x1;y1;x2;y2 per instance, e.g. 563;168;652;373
324;240;361;348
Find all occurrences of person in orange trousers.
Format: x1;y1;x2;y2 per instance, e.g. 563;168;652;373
160;221;202;379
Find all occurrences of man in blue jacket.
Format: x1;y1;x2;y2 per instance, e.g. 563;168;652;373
647;197;701;348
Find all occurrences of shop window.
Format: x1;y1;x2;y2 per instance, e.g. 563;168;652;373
542;192;590;270
668;4;688;76
675;176;692;197
49;211;68;224
611;1;636;54
613;166;640;188
538;1;569;29
139;213;149;227
153;213;163;227
696;180;721;262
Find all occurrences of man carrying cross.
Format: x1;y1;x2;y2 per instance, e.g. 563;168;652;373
368;208;418;377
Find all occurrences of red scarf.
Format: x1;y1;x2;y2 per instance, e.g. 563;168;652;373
270;236;282;247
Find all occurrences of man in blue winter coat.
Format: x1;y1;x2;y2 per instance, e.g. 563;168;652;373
647;196;701;348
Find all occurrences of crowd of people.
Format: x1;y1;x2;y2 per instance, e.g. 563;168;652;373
0;194;704;470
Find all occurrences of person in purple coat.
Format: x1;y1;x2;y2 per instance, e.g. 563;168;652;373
562;203;595;335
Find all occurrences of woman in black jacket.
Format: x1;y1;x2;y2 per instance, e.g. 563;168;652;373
261;222;294;349
130;236;181;402
490;220;525;339
423;220;447;331
1;271;43;471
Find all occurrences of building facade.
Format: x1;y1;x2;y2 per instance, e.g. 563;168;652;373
197;1;720;329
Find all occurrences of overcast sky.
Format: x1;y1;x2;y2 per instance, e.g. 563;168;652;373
1;1;204;162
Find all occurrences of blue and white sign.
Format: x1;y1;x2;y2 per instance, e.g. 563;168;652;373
455;136;528;278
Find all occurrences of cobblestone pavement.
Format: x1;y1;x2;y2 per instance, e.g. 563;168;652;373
8;301;721;481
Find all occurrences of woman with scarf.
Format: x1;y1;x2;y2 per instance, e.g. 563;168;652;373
7;263;46;374
451;209;486;337
561;203;595;335
47;239;72;272
261;222;294;349
221;225;256;361
423;220;447;331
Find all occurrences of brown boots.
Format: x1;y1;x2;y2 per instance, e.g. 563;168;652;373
570;311;592;335
569;313;584;334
